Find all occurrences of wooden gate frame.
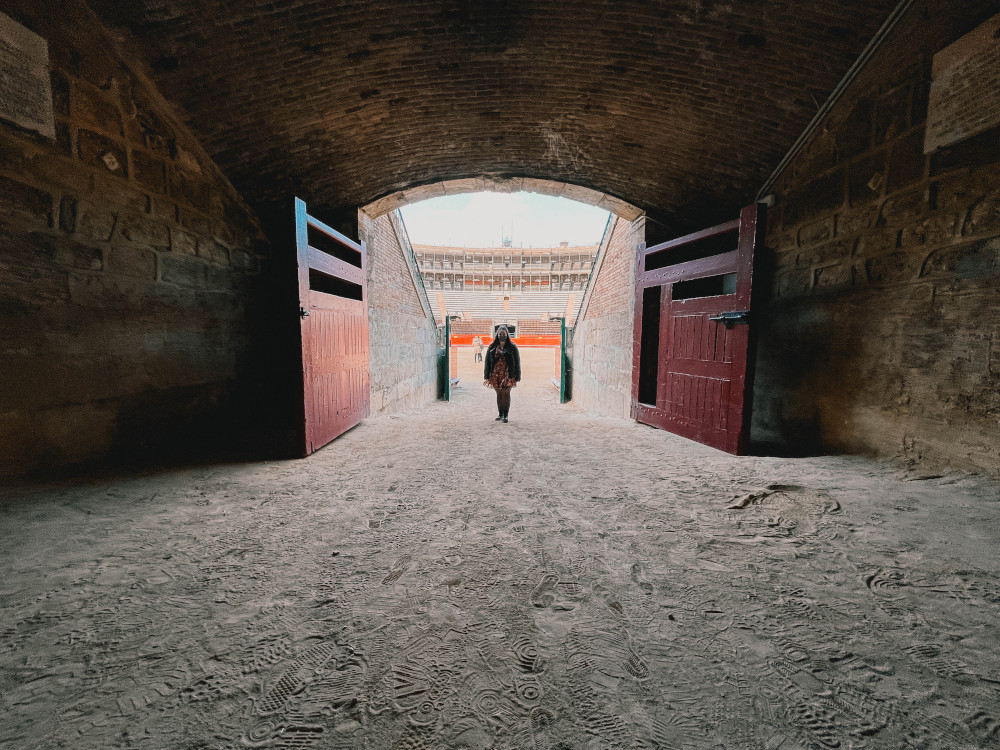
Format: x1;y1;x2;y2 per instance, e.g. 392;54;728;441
295;197;370;456
630;203;765;454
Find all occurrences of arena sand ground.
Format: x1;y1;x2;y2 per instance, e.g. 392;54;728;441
1;348;999;749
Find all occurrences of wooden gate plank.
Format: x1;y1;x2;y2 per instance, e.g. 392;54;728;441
295;197;370;456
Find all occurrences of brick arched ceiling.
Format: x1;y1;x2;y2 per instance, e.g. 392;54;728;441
363;177;643;221
91;0;900;233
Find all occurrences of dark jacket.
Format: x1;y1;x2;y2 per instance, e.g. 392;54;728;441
484;339;521;381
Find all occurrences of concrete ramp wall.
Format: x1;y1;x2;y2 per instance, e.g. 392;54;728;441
572;216;645;419
362;211;439;415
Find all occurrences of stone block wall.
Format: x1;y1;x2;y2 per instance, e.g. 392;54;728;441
362;211;438;415
753;13;1000;474
573;216;645;419
0;2;266;476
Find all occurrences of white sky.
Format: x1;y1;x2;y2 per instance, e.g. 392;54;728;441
398;192;611;248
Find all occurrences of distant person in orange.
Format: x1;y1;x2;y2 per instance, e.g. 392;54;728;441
483;325;520;423
473;335;483;362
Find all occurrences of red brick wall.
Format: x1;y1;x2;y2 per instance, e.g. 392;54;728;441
584;218;638;319
753;6;1000;474
0;2;266;475
518;321;561;336
362;211;439;414
451;320;493;336
573;216;645;417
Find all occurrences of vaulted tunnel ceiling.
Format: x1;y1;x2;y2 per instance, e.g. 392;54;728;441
90;0;901;232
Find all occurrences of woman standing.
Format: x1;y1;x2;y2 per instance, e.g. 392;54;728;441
483;325;521;423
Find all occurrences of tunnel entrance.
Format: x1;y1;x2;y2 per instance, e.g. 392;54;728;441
298;188;764;459
387;187;614;415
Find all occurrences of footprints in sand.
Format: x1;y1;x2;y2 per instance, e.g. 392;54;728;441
391;662;432;711
647;711;698;748
210;507;1000;750
726;484;842;538
623;648;650;679
528;706;556;750
511;635;544;673
516;674;543;704
268;722;326;750
470;686;521;731
245;716;327;749
901;712;979;749
569;679;632;747
6;435;1000;750
257;644;336;715
967;709;1000;746
566;626;650;682
785;700;844;750
237;643;344;750
865;568;908;599
529;573;559;608
904;643;976;681
528;572;588;611
630;563;654;593
381;555;412;585
244;635;294;675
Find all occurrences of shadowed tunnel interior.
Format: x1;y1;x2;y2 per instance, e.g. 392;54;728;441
2;1;1000;746
1;0;998;474
0;0;997;477
85;0;899;232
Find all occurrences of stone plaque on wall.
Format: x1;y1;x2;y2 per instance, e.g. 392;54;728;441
0;11;55;140
924;13;1000;154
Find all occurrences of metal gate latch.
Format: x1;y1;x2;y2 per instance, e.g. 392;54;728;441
708;310;749;327
299;307;311;318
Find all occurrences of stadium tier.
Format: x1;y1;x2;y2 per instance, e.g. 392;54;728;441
437;290;581;323
413;244;597;295
413;243;598;342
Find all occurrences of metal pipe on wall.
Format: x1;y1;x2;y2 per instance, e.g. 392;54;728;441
755;0;917;202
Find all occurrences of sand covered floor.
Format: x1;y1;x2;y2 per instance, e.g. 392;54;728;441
2;348;1000;750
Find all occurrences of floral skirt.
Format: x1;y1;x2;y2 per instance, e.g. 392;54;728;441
484;355;517;390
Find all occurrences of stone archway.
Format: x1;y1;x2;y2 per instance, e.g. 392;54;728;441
361;176;642;222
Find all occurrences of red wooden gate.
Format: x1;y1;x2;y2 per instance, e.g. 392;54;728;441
295;197;370;456
631;203;765;454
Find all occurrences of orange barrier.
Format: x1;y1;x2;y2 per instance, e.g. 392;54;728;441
452;334;560;347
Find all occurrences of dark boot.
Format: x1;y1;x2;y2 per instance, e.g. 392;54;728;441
502;412;509;423
495;414;504;421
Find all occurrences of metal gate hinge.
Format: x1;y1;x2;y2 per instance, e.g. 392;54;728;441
708;310;749;327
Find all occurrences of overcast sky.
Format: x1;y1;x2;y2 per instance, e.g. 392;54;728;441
399;192;611;248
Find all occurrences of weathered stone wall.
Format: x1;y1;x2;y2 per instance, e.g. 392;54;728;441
753;10;1000;474
0;2;266;476
363;211;439;415
573;216;645;418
